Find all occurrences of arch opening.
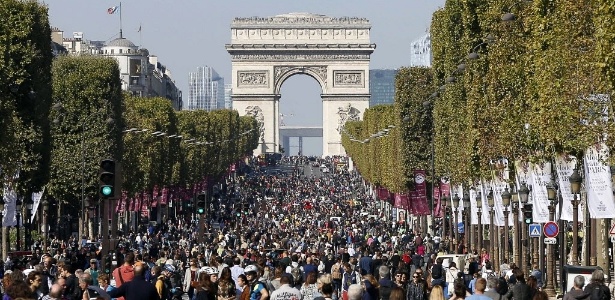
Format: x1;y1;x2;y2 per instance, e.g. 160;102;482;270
279;74;323;156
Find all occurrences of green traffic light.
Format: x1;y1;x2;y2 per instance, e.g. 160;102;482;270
101;186;113;197
236;213;240;217
197;208;204;214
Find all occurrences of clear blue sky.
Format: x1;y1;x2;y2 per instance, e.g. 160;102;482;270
45;0;445;155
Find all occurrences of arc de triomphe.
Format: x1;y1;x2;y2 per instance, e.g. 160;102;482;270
226;12;376;156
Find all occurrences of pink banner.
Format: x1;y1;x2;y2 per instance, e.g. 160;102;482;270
394;193;403;208
160;186;169;206
411;170;430;215
433;186;442;217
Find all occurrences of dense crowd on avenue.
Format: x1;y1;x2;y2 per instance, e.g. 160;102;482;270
0;156;612;300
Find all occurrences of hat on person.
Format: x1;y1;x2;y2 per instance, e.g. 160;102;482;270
90;259;97;263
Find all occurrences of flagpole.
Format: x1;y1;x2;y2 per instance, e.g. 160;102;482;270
119;2;123;38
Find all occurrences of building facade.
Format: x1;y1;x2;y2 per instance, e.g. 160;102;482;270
409;33;432;67
51;28;182;110
224;83;233;109
187;66;225;111
369;69;398;107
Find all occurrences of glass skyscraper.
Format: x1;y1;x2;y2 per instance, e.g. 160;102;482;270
369;69;398;107
187;66;225;111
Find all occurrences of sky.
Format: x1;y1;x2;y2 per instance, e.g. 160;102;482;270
45;0;445;156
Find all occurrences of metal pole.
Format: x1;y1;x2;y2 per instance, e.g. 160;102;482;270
464;211;470;253
521;215;528;275
544;204;556;297
490;209;494;266
16;209;21;251
513;203;520;267
572;195;579;265
504;209;510;263
453;207;458;249
478;209;483;251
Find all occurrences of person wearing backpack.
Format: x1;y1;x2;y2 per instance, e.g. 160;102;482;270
583;269;610;300
331;257;344;295
245;265;269;300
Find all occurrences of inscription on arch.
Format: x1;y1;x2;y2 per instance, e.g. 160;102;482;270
237;71;269;87
333;70;364;87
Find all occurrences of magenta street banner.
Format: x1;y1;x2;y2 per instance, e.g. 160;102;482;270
411;170;430;215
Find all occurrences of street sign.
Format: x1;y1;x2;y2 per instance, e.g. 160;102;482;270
609;224;615;236
544;237;557;244
458;222;465;234
544;221;559;238
529;223;542;237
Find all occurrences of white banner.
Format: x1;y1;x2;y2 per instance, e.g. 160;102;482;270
555;155;582;221
30;187;45;223
454;185;469;225
470;186;480;225
493;178;513;226
515;160;531;222
530;162;551;223
2;186;17;227
477;181;491;225
584;144;615;218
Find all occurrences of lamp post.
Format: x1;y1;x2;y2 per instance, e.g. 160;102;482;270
463;191;471;253
0;196;4;259
519;182;530;274
453;194;460;248
512;187;520;268
25;197;33;251
42;198;49;252
476;192;483;250
16;198;22;251
569;168;582;265
487;188;498;271
544;179;557;297
502;187;511;263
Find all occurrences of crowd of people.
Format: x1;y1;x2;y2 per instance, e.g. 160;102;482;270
0;156;612;300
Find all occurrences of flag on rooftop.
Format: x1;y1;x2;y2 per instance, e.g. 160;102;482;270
107;6;119;14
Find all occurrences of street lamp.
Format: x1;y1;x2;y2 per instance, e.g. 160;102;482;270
15;198;22;251
442;196;452;251
487;188;497;271
42;198;49;252
0;196;4;258
476;191;483;251
512;184;520;268
544;178;557;297
569;168;582;265
25;197;33;251
453;193;460;248
519;182;530;274
502;187;512;264
463;191;471;253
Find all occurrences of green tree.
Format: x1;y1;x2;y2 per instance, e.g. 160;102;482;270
0;0;53;194
49;56;123;211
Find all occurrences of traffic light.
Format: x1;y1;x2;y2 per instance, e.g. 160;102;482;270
99;159;115;198
524;204;533;224
196;194;206;214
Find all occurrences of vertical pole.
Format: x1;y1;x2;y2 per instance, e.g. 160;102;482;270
16;209;21;251
544;204;556;297
572;196;579;265
521;216;528;275
464;211;470;254
80;133;85;241
453;208;458;249
490;209;494;266
513;204;520;267
494;224;500;273
119;2;123;39
478;210;483;252
504;210;510;263
590;218;597;265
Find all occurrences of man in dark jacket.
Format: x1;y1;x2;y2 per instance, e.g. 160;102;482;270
505;269;533;300
378;266;395;300
108;264;160;300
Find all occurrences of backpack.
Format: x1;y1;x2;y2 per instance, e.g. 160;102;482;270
291;265;303;286
331;263;342;280
589;284;609;300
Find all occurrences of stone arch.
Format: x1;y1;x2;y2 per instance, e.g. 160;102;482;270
273;66;327;95
226;12;376;156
